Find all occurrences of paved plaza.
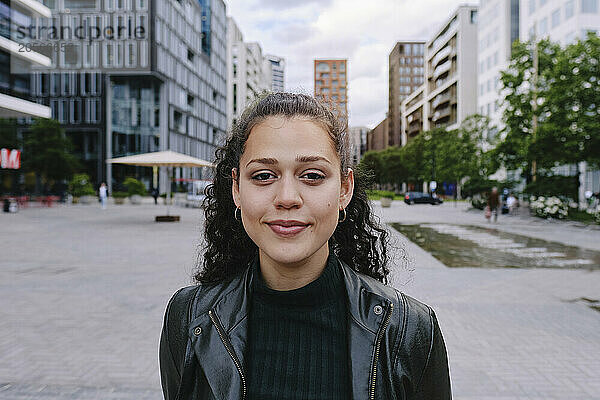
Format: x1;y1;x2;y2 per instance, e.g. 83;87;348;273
1;200;599;399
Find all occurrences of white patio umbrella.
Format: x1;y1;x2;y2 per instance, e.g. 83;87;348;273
106;150;215;220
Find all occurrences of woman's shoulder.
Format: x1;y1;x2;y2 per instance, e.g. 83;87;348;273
347;266;437;330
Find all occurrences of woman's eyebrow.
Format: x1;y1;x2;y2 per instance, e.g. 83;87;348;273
246;155;331;167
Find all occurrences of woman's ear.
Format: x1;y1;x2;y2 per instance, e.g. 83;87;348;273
340;168;354;209
231;167;240;208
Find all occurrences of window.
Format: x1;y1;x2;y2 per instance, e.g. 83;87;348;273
565;0;575;18
551;9;561;27
493;52;498;66
187;48;194;62
581;0;598;13
470;10;478;23
539;17;548;35
540;0;547;5
529;0;536;15
316;62;330;72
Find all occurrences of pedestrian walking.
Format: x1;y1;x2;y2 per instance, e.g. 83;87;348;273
159;93;451;400
151;187;159;205
98;182;107;210
487;187;500;222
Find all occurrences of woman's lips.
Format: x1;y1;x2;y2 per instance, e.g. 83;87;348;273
268;223;309;237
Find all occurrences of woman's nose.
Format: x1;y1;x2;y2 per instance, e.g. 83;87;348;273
274;175;302;208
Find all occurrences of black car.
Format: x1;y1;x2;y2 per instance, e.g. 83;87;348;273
404;192;443;205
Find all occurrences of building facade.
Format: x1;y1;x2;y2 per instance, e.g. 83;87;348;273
367;117;388;152
226;17;269;128
478;0;519;131
388;41;425;147
263;54;285;92
400;5;479;145
314;59;348;122
521;0;600;44
0;0;51;118
30;0;227;191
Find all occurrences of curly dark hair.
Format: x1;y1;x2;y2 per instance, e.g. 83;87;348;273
194;92;391;284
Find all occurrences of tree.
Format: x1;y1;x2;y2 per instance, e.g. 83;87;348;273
358;150;384;187
23;119;79;186
494;39;561;179
537;32;600;168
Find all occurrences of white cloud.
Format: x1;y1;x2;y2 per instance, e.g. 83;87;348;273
225;0;468;128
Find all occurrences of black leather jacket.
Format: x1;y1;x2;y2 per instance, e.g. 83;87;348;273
159;255;452;400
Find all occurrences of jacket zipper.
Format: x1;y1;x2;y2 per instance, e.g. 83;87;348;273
369;303;394;400
208;310;247;400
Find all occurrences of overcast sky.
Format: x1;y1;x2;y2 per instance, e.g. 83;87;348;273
225;0;470;129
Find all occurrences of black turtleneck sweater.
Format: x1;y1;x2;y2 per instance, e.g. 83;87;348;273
247;252;350;400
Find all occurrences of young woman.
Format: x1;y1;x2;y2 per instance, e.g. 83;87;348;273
159;93;451;400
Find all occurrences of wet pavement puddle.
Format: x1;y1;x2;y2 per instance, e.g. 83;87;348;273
391;223;600;270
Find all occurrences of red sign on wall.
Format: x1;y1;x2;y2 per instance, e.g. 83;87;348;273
1;148;21;169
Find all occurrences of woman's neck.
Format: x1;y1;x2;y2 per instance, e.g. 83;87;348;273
258;246;329;291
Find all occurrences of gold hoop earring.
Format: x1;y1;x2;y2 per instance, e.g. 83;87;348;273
339;208;347;223
234;207;241;221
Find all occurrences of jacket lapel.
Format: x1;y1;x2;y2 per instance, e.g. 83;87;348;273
188;260;254;399
338;258;390;399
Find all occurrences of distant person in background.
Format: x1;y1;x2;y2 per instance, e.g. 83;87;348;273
506;193;518;215
99;182;108;210
152;187;159;205
487;187;500;222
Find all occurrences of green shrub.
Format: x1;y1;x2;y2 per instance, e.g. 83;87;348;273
69;173;95;197
524;174;578;199
123;177;147;196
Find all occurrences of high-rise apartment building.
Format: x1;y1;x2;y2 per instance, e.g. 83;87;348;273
263;54;285;92
30;0;227;189
227;17;269;128
314;59;348;121
478;0;520;132
388;41;425;147
400;5;479;145
0;0;51;118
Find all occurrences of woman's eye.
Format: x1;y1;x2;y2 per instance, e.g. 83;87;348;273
252;172;274;181
303;172;325;181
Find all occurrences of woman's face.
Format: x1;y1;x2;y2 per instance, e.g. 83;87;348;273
232;116;353;267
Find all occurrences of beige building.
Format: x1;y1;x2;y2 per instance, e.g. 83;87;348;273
313;59;348;121
388;41;425;147
401;5;479;145
227;17;269;128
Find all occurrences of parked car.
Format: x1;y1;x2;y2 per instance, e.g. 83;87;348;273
404;192;443;205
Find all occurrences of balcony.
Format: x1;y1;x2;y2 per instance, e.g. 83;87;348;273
432;59;452;80
11;0;51;18
431;46;452;68
431;91;452;110
431;106;451;122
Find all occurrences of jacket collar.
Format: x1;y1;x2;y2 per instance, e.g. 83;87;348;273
189;252;391;399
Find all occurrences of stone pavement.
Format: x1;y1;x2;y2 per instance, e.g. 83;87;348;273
0;201;599;399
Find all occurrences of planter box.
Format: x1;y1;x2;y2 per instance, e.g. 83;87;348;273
380;197;393;207
129;194;142;205
114;197;126;205
79;195;95;205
